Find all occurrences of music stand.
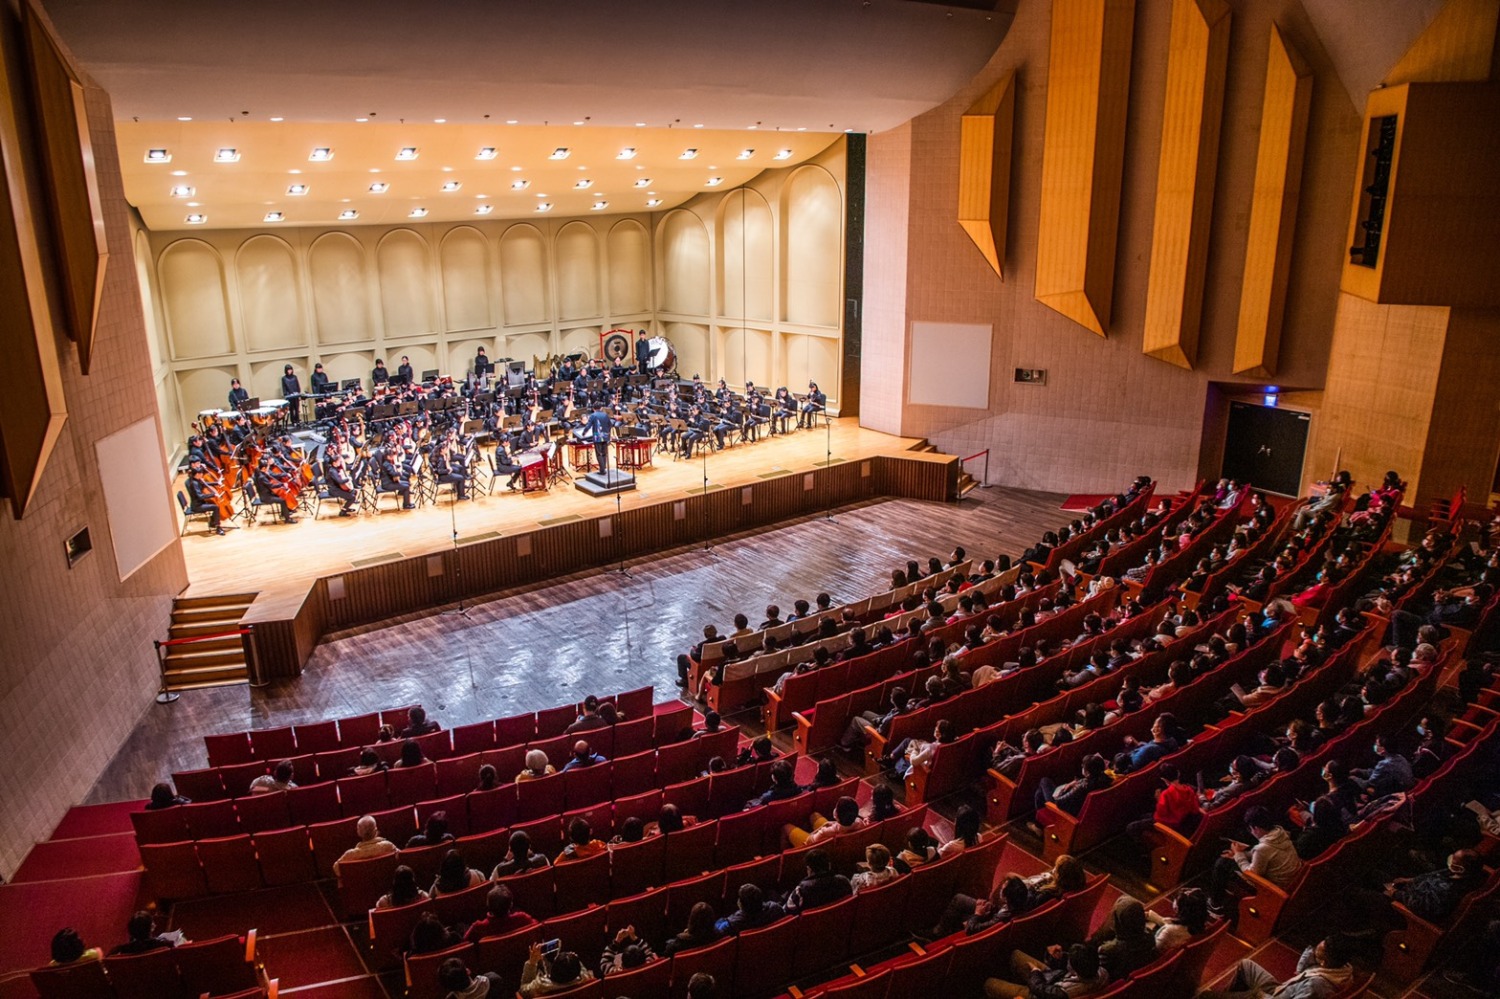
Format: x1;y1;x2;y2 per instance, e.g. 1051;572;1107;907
340;378;361;391
422;369;439;382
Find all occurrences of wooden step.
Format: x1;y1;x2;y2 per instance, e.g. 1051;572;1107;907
171;605;250;626
162;663;250;690
958;473;979;498
164;647;246;670
165;635;244;654
169;620;247;640
173;592;258;611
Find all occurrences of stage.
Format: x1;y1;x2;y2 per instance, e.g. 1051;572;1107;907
175;417;948;618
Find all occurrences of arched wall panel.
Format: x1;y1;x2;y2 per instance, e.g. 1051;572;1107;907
722;327;773;389
446;338;493;377
320;351;375;391
783;167;842;327
556;222;601;321
668;321;711;380
377;229;435;337
308;232;370;345
660;211;710;316
506;331;552;366
159;239;233;359
236;235;305;352
384;341;439;379
607;219;652;315
500;224;548;326
720;191;774;322
440;226;493;333
176;365;238;427
561;326;599;357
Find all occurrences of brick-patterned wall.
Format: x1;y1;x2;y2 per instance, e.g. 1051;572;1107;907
0;77;186;874
864;0;1364;494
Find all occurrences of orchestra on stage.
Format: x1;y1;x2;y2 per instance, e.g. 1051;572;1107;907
179;331;829;535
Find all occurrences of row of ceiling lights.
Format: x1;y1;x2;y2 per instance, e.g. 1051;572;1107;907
145;145;797;164
171;114;839;133
182;196;666;225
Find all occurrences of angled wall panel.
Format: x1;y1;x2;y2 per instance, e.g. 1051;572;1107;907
1033;0;1136;336
1233;25;1313;376
957;72;1015;278
1142;0;1231;368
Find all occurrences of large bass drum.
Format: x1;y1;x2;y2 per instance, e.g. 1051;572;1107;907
646;336;677;375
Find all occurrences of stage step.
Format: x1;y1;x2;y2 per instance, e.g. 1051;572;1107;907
958;473;979;497
163;646;245;669
173;592;259;610
171;605;251;626
162;593;257;690
169;620;246;640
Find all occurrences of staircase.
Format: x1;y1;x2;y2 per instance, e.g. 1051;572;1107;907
162;593;257;690
957;470;980;497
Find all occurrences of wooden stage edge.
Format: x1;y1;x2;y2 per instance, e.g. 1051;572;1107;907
185;422;963;680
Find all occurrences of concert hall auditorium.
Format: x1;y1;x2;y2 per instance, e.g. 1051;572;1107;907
2;1;1500;996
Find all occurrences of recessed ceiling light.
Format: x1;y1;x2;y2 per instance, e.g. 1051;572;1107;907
441;167;454;173
535;202;553;212
474;193;489;199
309;147;333;161
635;122;646;127
617;147;636;160
796;127;807;132
214;148;239;162
186;201;201;207
506;119;518;125
748;124;758;130
338;209;359;220
396;147;419;160
409;207;428;218
264;211;285;223
176;116;191;122
185;213;207;224
706;177;724;187
572;120;584;126
355;117;368;122
288;168;302;174
434;118;447;123
269;116;284;122
441;180;462;192
475;204;493;215
737;149;755;159
170;170;187;176
774;149;793;160
549;147;570;160
369;168;381;173
287;183;308;195
646;199;662;207
511;179;530;190
633;178;651;188
535;192;548;198
476;147;497;160
574;179;593;189
169;185;194;198
592;201;608;210
510;166;522;172
693;123;704;128
844;129;855;134
369;182;390;193
679;148;698;160
145;148;171;163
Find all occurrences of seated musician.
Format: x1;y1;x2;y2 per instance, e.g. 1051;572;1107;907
253;455;299;524
324;451;357;517
310;363;332;394
714;378;731;406
378;449;416;510
396;355;414;387
773;387;796;435
798;380;827;429
473;346;493;379
371;359;390;387
280;364;302;401
430;440;469;501
185;462;227;535
712;404;737;451
227;377;250;411
493;440;524;491
745;391;770;441
681;406;711;458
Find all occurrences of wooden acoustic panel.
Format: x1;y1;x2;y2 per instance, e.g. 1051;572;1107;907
1383;0;1500;87
21;0;106;376
0;4;68;518
1141;0;1230;369
1034;0;1136;336
1232;25;1312;377
957;72;1016;279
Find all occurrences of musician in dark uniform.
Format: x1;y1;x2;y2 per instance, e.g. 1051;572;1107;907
635;329;651;375
227;378;250;411
493;440;524;491
323;452;357;516
584;403;614;474
712;401;737;450
378;448;415;509
745;390;770;442
280;364;302;401
798;381;826;429
773;387;796;435
253;455;299;524
473;346;493;379
681;406;711;458
185;463;226;535
396;355;414;387
310;363;332;394
430;440;469;501
371;359;390;387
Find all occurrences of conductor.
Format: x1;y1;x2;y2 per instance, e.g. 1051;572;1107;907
584;403;614;476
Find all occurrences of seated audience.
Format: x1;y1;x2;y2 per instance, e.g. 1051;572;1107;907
249;760;297;795
491;830;550;878
514;750;555;782
664;901;724;956
784;848;852;913
146;782;190;809
431;849;485;896
464;885;536;943
335;815;398;874
520;942;595;996
408;911;459;954
375;865;427;910
556;817;607;863
48;929;101;967
598;925;658;977
561;740;607;771
399;706;440;738
1199;935;1352;999
438;956;505;998
714;883;786;934
108;912;178;955
851;843;900;894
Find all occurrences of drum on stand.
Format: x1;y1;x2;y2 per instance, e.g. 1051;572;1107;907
646;336;676;375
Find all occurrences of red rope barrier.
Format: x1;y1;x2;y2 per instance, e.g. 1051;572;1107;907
157;628;251;648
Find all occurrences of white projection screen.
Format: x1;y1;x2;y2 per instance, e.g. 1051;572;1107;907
94;417;177;580
908;321;992;408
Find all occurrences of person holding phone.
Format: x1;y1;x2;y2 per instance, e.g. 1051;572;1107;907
520;940;594;996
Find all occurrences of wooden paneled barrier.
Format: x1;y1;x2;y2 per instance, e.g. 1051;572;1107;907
243;453;957;679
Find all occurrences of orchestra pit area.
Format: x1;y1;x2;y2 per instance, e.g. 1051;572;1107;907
3;2;1500;999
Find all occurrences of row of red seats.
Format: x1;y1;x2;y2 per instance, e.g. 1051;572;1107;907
1184;499;1297;609
1031;482;1162;573
28;933;260;999
203;687;655;766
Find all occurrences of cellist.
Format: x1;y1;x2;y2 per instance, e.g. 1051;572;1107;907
253;454;300;524
185;461;229;535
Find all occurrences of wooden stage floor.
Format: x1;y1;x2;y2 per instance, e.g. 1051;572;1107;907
181;418;931;602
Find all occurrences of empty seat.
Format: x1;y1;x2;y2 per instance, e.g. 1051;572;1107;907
451;720;496;755
606;835;666;899
465;786;517;834
292;719;341;755
286;782;341;826
199;834;264;894
337;771;390;816
369;899;434;969
540;904;608;967
253;826;317;886
204;732;254;768
217;761;271;797
182;800;241;841
436;754;482;797
792;895;854;978
604;886;669;955
734;916;798;996
140;841;208;901
663;821;718;883
417;794;470;837
562;761;613;811
414;729;452;761
234;791;291;834
553;851;611;907
495;713;535;749
249;726;297;760
309;815;360;879
131;806;190;846
175;933;258;998
338;852;401;918
386;761;437;807
29;958;112;999
516;772;566;823
172;767;227;802
338;712;381;748
668;934;736;999
103;946;185;999
611;752;658;799
535;704;576;739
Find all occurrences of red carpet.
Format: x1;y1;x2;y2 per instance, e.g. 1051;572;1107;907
171;883;336;940
281;976;389;998
49;801;144;840
0;871;142;975
256;926;368;989
1060;494;1112;512
10;833;140;884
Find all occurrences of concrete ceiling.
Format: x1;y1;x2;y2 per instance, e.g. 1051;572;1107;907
1301;0;1447;110
42;0;1012;230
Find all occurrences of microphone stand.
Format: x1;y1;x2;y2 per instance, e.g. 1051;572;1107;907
824;410;837;522
442;460;478;690
701;440;716;555
607;431;633;577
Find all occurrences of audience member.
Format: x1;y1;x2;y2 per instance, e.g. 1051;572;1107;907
334;815;397;874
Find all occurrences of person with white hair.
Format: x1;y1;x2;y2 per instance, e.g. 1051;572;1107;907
514;749;555;783
334;815;397;875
